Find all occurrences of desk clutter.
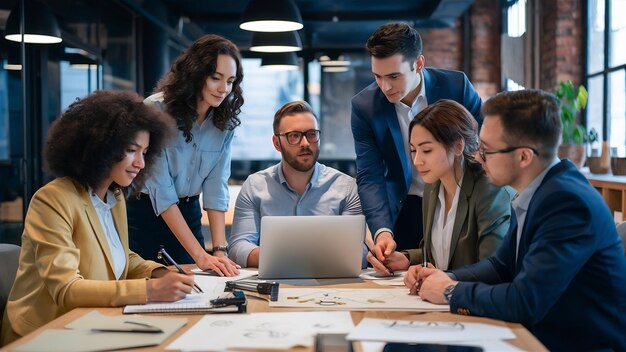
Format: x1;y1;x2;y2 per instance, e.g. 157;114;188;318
12;311;188;352
10;269;525;352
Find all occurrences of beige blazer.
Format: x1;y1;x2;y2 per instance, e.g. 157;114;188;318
1;177;163;345
404;167;514;269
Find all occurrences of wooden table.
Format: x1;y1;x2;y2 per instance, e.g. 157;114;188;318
1;282;546;351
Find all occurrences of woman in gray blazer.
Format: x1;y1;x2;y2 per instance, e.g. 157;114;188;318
368;100;514;273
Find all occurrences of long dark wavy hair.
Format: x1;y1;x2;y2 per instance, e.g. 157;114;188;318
44;90;173;197
409;99;483;176
156;34;244;142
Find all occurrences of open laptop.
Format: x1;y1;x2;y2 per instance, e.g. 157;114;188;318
258;215;366;279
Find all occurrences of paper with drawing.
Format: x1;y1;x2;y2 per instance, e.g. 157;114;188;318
167;311;354;351
347;318;515;343
270;288;448;311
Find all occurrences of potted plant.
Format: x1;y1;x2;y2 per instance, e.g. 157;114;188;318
555;80;596;168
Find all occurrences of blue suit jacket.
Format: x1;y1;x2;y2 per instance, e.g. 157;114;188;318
351;67;482;236
450;160;626;351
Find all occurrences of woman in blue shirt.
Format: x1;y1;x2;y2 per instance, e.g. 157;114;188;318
127;34;243;276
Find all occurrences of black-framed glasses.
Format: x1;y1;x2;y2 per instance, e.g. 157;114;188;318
478;145;539;162
276;129;321;145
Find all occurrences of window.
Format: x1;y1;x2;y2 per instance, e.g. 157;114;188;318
587;0;626;156
230;58;304;161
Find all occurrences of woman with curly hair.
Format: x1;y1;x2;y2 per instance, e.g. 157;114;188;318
0;90;196;345
368;100;514;274
127;34;243;276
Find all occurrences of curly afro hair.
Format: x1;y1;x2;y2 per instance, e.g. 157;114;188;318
44;90;174;197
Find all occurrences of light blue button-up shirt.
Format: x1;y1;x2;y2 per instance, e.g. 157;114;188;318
228;162;365;267
512;157;560;258
142;92;233;215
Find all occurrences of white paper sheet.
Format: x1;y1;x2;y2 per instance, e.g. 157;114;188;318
270;288;448;311
360;269;407;286
347;318;515;343
166;311;354;351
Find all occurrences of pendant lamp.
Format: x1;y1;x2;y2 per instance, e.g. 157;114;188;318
240;0;303;32
5;0;62;44
261;52;300;71
249;31;302;53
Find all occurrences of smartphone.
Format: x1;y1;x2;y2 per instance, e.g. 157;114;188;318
314;333;353;352
210;290;246;307
383;343;483;352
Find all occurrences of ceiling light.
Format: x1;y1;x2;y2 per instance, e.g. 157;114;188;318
4;0;62;44
319;54;350;66
323;66;350;73
3;47;22;70
261;52;300;71
250;31;302;53
240;0;303;32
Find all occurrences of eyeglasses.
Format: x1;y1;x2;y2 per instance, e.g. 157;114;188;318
276;129;321;145
478;145;539;162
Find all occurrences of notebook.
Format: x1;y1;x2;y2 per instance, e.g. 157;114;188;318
258;215;366;279
123;292;245;314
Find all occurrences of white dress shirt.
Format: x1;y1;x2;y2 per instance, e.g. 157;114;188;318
430;174;463;270
89;189;126;279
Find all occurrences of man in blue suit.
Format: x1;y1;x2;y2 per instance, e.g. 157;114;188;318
352;22;483;260
407;89;626;351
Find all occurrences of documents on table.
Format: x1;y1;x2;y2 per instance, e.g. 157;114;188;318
359;269;407;286
191;267;258;279
167;311;354;351
123;291;244;314
347;318;515;343
270;287;449;311
13;311;187;352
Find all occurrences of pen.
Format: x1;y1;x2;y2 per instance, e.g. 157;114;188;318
91;321;163;334
366;242;394;276
157;246;204;293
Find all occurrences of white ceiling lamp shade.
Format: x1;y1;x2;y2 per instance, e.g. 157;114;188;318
240;0;303;32
261;52;300;71
319;54;350;66
4;0;62;44
249;31;302;53
322;66;350;73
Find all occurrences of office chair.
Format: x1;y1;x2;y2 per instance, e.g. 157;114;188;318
0;244;20;326
617;222;626;255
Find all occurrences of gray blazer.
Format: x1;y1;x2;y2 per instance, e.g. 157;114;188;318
404;167;514;270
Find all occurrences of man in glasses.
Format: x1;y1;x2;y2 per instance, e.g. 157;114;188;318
228;101;364;268
405;89;626;351
351;22;483;261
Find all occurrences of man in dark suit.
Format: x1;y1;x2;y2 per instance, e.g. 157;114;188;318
406;89;626;351
352;22;482;258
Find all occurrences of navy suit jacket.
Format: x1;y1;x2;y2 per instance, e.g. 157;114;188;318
450;160;626;351
351;67;482;236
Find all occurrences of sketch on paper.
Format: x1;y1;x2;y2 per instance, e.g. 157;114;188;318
385;321;465;331
167;311;355;351
272;288;449;311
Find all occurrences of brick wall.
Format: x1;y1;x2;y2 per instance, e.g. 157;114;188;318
540;0;584;90
419;24;463;72
413;0;583;99
469;0;501;99
417;0;502;100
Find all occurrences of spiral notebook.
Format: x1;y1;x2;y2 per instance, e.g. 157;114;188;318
123;292;244;314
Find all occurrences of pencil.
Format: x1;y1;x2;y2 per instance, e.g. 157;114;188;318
158;246;204;293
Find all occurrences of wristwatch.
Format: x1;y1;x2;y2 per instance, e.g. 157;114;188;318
212;245;228;253
443;284;456;303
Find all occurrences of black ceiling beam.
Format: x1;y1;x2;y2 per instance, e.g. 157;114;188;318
185;10;436;23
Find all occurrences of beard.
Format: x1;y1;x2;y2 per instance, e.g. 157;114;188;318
283;146;319;172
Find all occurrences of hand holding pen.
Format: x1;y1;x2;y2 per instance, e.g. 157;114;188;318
157;246;204;293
